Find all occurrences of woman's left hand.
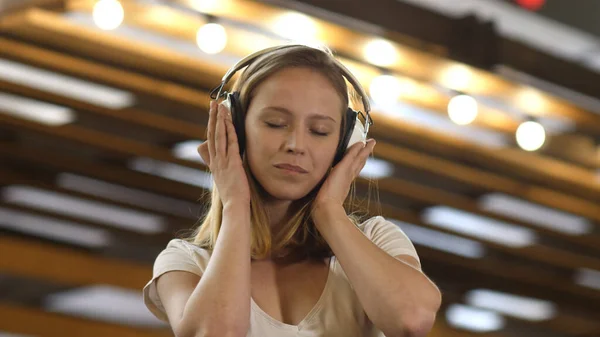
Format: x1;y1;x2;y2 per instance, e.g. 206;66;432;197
314;139;376;209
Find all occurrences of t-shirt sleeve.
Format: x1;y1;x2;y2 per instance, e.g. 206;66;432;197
142;239;205;322
359;216;421;270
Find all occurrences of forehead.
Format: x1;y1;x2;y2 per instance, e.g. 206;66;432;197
249;67;345;119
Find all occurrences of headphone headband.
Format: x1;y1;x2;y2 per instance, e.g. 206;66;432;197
210;44;371;115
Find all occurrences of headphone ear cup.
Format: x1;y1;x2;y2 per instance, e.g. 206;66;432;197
346;118;366;149
226;92;246;157
333;108;358;166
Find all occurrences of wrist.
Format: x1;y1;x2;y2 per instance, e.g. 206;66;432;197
223;200;250;214
312;202;345;223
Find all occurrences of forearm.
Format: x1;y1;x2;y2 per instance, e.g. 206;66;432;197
182;203;252;336
313;204;441;336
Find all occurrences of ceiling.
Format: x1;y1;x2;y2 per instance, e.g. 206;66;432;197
0;1;599;337
394;0;600;73
534;0;600;39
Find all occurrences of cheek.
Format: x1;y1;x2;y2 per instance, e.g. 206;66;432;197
244;124;277;169
313;140;339;169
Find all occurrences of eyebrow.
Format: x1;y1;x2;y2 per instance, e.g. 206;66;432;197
262;106;338;123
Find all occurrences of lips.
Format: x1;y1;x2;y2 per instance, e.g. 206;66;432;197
274;163;308;173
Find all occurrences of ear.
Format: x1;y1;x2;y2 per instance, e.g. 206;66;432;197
197;142;210;166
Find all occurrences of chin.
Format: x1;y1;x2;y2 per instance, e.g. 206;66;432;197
260;180;314;201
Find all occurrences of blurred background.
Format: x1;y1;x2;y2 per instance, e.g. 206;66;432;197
0;0;599;336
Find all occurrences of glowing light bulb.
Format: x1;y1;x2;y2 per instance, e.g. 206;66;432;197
516;89;546;114
92;0;124;31
364;39;398;67
189;0;220;12
440;65;473;91
369;75;417;107
196;23;227;54
272;12;318;44
516;120;546;151
369;75;401;106
448;94;478;125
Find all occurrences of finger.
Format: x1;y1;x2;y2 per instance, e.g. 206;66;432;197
215;102;227;159
360;139;376;156
207;100;217;162
353;139;376;175
338;141;364;168
225;113;240;159
197;142;210;166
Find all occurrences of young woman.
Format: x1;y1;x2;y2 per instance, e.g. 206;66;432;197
143;45;441;337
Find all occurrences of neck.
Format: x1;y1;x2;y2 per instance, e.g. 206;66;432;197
264;198;293;232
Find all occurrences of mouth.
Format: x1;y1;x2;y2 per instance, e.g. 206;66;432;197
274;163;308;174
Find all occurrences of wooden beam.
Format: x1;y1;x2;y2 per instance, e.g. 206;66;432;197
369;176;600;253
372;115;600;202
0;167;196;224
418;247;600;313
0;79;207;139
377;205;600;272
0;200;171;247
501;37;600;102
372;142;600;222
0;142;203;201
0;0;65;17
0;114;207;176
0;79;207;140
0;302;172;337
0;37;206;108
0;8;225;90
376;208;600;315
0;236;149;289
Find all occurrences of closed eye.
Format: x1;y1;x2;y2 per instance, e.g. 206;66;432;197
265;122;286;128
311;130;330;136
266;122;330;136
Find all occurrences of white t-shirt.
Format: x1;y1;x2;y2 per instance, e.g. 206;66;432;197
143;216;421;337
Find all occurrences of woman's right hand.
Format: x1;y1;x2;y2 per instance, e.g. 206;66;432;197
197;100;250;208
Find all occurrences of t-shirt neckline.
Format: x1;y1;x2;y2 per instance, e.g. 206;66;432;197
250;255;336;330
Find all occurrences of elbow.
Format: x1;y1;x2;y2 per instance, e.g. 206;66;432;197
397;307;437;337
404;310;436;337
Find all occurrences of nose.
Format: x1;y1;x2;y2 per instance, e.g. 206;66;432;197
283;126;306;155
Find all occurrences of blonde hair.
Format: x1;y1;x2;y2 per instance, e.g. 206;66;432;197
183;45;372;261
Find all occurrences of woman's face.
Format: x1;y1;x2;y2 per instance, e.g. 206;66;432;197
244;67;344;202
